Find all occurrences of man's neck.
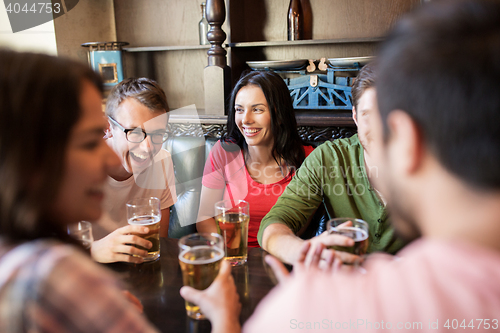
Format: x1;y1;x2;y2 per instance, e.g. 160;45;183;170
363;150;379;186
414;164;500;252
362;151;387;205
108;167;133;182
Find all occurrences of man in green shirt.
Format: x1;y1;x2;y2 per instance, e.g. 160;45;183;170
258;63;405;264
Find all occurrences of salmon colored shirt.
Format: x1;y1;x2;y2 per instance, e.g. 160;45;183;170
203;140;314;247
243;239;500;332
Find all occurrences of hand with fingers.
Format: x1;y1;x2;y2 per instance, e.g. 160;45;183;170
265;241;341;285
308;220;365;265
180;261;242;333
91;225;152;263
307;231;356;263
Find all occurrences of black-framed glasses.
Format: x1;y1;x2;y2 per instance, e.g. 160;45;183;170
107;116;169;144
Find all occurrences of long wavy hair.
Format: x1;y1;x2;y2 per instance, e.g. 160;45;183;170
0;50;103;242
224;70;306;171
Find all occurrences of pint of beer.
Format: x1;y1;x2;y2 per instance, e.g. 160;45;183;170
178;233;224;320
327;218;369;256
215;200;249;266
127;197;161;262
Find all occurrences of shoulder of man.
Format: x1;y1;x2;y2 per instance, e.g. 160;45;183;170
301;134;361;167
321;133;360;150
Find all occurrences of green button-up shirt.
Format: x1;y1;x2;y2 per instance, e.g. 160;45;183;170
258;134;406;254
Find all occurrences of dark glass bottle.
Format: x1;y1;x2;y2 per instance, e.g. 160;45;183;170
287;0;303;41
300;0;313;40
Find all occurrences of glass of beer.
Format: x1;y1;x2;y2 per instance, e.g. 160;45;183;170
126;197;161;262
326;218;369;256
214;200;249;266
178;233;224;320
67;221;93;253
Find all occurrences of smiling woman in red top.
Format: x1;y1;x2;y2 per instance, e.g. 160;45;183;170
197;71;314;247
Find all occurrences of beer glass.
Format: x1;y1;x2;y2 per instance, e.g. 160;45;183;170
178;233;224;320
214;200;249;266
127;197;161;262
327;218;369;256
67;221;93;253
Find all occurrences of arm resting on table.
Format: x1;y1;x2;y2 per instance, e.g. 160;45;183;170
261;222;307;265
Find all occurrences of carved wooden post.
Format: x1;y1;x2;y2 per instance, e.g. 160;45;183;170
204;0;231;115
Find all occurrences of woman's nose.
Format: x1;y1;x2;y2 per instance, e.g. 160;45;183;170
242;110;253;124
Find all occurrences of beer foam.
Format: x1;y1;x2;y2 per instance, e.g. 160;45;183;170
128;215;160;226
179;246;224;265
334;227;368;241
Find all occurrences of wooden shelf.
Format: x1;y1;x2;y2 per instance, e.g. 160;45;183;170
228;37;383;48
123;37;382;53
169;111;354;127
113;0;420;118
295;111;355;127
124;45;211;52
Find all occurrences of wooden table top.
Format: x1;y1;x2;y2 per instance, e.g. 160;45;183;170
106;237;277;333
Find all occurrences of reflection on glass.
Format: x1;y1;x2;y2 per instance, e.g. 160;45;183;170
215;200;249;266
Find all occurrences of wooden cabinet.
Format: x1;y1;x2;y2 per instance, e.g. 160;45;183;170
227;0;419;87
111;0;421;118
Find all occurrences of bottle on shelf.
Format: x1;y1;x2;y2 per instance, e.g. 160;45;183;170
287;0;303;41
199;2;209;45
300;0;313;40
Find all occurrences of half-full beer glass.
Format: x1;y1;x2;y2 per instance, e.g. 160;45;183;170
327;218;369;256
178;233;224;320
127;197;161;262
215;200;249;266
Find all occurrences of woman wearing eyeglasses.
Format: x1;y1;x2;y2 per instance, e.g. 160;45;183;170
90;78;177;264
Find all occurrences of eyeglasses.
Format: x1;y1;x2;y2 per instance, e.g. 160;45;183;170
107;116;169;144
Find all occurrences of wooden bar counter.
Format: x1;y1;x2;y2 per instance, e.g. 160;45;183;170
107;237;276;333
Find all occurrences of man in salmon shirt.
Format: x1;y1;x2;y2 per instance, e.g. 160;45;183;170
241;0;500;331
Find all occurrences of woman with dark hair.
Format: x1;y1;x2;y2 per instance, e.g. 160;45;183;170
0;50;240;333
197;70;313;248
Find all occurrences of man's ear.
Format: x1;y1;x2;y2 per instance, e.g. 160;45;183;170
386;110;423;175
352;106;358;126
104;121;113;139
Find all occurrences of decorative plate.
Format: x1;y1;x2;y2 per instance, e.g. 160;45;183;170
327;56;374;67
246;59;308;71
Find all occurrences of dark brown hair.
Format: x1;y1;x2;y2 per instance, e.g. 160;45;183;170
377;0;500;189
225;70;306;170
351;62;377;112
0;49;103;241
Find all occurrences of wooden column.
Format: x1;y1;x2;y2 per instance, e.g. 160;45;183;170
204;0;231;115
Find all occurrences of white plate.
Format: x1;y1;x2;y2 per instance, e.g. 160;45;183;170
327;56;374;67
246;59;308;70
